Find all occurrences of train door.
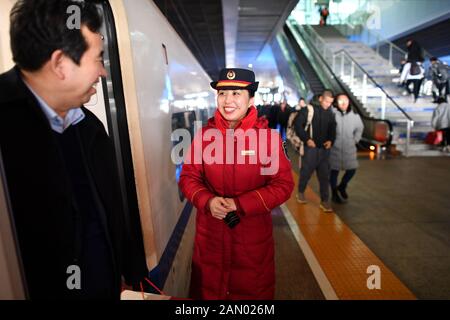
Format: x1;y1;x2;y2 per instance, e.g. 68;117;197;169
90;0;146;264
0;0;147;298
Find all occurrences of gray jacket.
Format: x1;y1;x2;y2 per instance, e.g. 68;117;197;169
430;61;448;84
330;108;364;170
431;102;450;130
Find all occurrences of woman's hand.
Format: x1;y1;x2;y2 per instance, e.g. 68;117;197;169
208;197;238;220
307;139;316;148
223;198;237;211
208;197;231;220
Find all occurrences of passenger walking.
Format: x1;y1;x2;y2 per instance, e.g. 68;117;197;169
406;39;424;63
329;94;364;203
178;68;294;300
319;6;330;26
276;99;291;140
286;97;310;168
294;89;336;212
429;57;448;103
400;60;425;103
431;98;450;152
296;97;307;110
0;0;148;299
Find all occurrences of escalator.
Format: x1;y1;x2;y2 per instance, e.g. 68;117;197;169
280;23;393;149
283;25;325;95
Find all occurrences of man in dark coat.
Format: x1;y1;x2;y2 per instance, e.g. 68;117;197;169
276;99;292;140
0;0;148;299
294;89;336;212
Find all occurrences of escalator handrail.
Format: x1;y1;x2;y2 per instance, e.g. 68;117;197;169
287;22;394;146
340;22;434;62
276;32;315;98
302;23;413;123
333;49;414;122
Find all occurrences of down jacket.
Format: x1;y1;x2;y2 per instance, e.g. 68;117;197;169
431;102;450;130
178;106;294;300
330;107;364;170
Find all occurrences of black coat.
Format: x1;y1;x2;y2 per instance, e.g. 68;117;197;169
407;41;424;63
294;103;336;147
0;67;148;299
276;105;292;128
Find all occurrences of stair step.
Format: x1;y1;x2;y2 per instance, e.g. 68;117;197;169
312;26;443;157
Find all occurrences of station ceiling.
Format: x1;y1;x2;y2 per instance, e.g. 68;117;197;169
153;0;298;80
392;16;450;60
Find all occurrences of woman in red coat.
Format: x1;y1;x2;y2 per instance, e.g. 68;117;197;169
179;68;294;300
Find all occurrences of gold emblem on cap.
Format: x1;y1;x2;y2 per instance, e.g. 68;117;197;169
227;70;236;80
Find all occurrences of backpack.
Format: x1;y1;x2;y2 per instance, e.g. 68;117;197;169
286;105;314;156
410;61;421;76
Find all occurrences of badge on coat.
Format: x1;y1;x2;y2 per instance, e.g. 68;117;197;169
241;150;256;156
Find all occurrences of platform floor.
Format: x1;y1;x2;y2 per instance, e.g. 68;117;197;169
275;148;450;299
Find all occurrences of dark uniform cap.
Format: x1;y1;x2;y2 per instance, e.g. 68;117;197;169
210;68;259;92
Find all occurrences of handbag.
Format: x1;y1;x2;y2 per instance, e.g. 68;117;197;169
120;277;190;300
424;131;443;145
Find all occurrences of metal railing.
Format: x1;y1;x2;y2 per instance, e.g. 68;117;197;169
292;21;415;156
286;20;395;150
334;23;433;69
333;49;412;121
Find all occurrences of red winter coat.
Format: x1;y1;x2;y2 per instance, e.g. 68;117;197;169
179;106;294;300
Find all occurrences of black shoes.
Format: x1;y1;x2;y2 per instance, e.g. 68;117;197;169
337;185;348;201
332;189;343;204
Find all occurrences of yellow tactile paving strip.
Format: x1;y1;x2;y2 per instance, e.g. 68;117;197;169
285;170;416;300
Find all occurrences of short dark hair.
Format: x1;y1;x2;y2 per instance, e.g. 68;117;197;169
430;57;438;62
10;0;102;71
321;89;334;98
248;90;255;98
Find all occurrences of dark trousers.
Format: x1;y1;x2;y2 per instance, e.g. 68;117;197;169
443;128;450;146
277;124;287;141
433;82;448;102
330;169;356;190
406;78;423;100
298;147;330;202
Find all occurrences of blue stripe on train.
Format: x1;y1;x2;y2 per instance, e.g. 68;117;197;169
147;201;194;292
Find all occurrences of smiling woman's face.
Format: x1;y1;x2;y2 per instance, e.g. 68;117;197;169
217;89;254;128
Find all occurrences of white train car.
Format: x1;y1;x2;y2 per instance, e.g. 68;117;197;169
0;0;216;298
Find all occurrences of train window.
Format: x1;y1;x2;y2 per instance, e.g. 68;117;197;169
172;111;197;140
172;111;197;201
